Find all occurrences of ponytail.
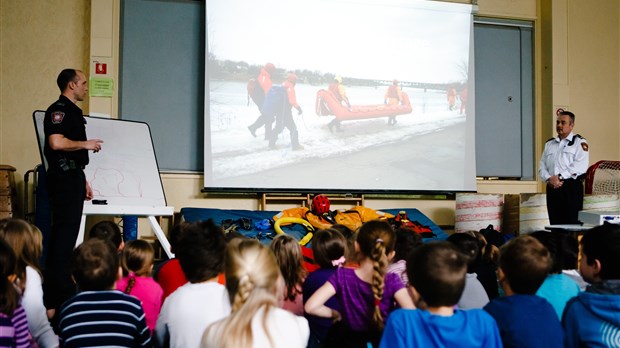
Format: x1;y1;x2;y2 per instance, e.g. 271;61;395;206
205;240;279;348
124;274;136;294
370;238;387;330
356;220;396;331
232;273;254;311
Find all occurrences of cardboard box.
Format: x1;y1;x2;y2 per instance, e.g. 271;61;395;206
503;193;549;235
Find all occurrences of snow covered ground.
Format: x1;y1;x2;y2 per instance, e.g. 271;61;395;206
206;81;470;191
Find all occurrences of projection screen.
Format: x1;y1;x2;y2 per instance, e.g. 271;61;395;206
204;0;476;193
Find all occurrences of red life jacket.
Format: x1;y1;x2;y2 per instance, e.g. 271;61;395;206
386;85;400;100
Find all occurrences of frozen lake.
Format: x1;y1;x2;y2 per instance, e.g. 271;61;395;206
206;81;469;191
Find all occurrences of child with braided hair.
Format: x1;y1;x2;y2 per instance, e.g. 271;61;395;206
202;239;309;348
116;239;163;332
305;220;414;348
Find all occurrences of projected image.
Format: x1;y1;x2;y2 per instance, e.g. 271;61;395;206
205;0;475;192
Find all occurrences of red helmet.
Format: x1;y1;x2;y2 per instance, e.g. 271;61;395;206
312;194;331;215
265;63;276;74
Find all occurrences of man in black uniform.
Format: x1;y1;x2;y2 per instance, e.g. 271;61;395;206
43;69;103;314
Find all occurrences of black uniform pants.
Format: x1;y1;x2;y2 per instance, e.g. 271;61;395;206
43;167;86;309
546;178;583;225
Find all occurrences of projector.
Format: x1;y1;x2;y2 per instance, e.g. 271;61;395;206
578;210;620;225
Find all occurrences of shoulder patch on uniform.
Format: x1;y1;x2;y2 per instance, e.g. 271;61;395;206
581;143;589;152
51;111;65;124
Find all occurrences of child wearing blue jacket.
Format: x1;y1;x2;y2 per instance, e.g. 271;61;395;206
380;241;502;348
484;235;564;348
563;223;620;347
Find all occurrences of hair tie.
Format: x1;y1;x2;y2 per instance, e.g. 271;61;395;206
375;238;384;244
374;298;381;306
331;256;346;267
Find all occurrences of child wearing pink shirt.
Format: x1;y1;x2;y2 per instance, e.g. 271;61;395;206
116;239;163;331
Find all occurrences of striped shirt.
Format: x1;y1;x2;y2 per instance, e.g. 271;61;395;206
0;304;31;348
58;290;151;347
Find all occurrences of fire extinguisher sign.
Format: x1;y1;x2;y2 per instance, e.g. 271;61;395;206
95;63;107;75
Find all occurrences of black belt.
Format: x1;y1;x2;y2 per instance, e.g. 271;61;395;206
58;158;84;171
560;177;584;183
559;173;585;182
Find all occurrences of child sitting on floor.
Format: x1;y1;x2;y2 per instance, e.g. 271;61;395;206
154;221;191;300
116;239;163;332
563;223;620;347
386;228;422;287
447;233;490;309
530;230;580;320
0;219;57;348
57;239;151;347
379;241;502;347
202;239;309;348
302;228;347;348
484;235;564;347
305;220;414;348
89;220;124;251
270;234;307;316
155;220;230;348
0;237;31;348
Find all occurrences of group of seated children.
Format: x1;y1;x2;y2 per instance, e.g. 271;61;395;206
1;216;620;348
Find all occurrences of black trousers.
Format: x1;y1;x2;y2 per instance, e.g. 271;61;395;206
546;178;583;225
43;167;85;309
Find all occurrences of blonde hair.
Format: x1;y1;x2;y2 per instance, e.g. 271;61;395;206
0;219;43;287
356;220;396;330
269;234;306;301
120;240;154;294
203;239;280;348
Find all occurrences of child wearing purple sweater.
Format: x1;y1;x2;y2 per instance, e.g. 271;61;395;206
305;220;414;348
0;238;31;348
302;228;348;348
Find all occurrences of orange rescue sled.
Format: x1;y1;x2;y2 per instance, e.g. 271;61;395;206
315;89;413;120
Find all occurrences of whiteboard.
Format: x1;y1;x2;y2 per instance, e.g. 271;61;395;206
33;111;167;207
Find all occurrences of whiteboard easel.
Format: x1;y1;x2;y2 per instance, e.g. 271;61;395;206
33;111;174;258
79;204;174;258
